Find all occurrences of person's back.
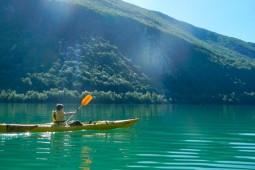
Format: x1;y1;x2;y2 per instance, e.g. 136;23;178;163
52;104;66;126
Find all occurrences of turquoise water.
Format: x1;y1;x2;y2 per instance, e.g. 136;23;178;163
1;104;255;170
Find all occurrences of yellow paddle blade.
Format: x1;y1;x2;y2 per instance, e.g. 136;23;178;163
81;95;93;106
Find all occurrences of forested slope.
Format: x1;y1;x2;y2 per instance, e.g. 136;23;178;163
0;0;255;104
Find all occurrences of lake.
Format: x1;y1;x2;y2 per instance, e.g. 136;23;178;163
0;104;255;170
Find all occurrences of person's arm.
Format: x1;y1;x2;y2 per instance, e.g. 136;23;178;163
65;112;75;116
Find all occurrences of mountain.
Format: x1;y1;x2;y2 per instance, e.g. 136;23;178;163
0;0;255;104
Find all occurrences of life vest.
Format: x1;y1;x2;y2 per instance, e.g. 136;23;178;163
52;110;65;126
52;110;57;122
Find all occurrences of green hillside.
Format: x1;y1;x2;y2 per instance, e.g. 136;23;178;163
0;0;255;104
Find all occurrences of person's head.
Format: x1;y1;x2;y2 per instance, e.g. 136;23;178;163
56;104;64;111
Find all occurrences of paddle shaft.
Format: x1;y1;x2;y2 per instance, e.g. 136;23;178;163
65;105;82;122
65;95;93;123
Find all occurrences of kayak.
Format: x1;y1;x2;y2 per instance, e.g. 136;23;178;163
0;118;139;133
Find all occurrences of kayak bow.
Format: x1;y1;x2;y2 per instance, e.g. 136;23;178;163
0;118;139;133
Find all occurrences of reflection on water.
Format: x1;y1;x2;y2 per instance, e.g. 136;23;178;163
0;103;54;124
0;129;138;170
1;104;255;169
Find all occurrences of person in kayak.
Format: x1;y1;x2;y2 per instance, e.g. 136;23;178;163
52;104;75;126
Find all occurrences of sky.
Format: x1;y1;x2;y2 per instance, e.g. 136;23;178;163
122;0;255;43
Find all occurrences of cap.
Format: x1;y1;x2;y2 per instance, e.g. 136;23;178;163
56;104;64;111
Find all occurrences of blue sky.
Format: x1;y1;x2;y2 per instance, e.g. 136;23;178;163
122;0;255;43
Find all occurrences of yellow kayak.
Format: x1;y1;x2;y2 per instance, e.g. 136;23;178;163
0;118;139;133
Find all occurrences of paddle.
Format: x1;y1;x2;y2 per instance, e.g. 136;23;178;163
66;94;93;123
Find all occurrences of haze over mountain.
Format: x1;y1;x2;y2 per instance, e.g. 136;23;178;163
1;0;255;104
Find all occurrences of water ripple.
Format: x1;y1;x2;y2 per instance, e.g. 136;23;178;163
1;104;255;169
